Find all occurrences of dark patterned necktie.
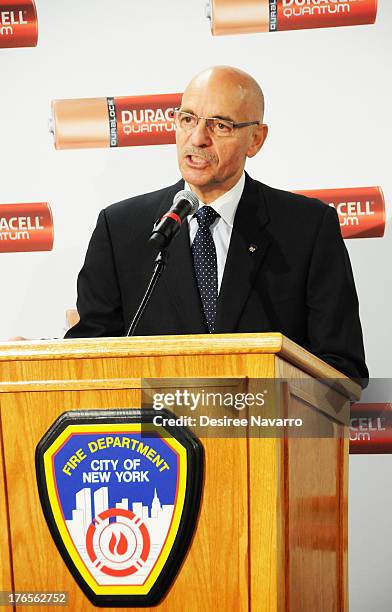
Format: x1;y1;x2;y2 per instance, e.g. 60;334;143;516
191;206;220;333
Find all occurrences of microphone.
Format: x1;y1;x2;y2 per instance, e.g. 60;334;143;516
149;190;199;250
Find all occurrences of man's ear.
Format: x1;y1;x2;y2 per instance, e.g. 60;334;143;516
247;124;268;158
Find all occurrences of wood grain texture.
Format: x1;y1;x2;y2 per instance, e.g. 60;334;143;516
66;309;80;329
340;435;349;612
0;402;13;594
248;435;283;612
0;379;142;393
279;336;361;401
0;333;285;361
276;356;350;612
0;352;257;612
0;337;355;612
0;377;247;394
284;379;350;426
0;333;361;401
245;359;284;612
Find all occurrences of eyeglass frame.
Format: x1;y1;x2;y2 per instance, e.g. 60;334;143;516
172;108;262;136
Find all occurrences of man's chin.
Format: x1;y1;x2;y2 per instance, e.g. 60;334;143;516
180;164;213;187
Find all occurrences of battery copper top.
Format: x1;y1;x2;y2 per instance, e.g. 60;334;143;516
51;94;181;150
207;0;269;35
0;0;38;48
51;98;110;150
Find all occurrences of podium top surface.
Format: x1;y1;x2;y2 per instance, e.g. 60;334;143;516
0;333;361;400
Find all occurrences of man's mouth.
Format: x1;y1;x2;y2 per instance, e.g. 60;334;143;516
185;154;210;169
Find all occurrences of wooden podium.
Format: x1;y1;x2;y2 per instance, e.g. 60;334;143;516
0;333;361;611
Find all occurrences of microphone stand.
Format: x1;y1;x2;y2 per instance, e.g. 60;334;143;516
126;249;168;337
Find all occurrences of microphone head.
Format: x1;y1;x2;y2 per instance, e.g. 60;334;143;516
173;189;199;215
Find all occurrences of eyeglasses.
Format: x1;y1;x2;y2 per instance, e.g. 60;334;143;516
172;108;261;137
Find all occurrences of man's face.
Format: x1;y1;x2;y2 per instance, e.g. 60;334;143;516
176;73;266;201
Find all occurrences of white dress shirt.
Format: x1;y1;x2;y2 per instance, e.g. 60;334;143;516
186;172;245;293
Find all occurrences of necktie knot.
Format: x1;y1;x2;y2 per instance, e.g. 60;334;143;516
194;206;220;228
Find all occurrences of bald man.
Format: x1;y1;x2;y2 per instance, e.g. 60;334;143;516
65;66;368;385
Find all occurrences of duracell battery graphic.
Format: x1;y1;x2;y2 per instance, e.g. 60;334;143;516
0;0;38;48
296;187;385;239
350;403;392;454
50;93;182;150
0;202;53;253
206;0;377;35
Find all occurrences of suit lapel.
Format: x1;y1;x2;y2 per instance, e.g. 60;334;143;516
215;173;272;333
159;180;207;333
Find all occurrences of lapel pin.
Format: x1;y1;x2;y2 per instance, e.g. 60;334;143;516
248;244;258;253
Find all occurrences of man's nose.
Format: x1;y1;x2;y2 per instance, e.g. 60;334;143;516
190;119;212;147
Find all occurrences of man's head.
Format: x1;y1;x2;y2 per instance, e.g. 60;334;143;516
176;66;268;203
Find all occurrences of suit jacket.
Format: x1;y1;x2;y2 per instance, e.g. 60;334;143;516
65;173;369;385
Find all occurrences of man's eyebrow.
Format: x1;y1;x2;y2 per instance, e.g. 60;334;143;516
211;114;235;123
180;108;235;123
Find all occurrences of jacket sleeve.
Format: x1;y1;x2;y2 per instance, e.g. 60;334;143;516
305;204;369;387
64;209;124;338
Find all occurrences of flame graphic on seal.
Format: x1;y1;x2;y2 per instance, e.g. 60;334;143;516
108;531;128;556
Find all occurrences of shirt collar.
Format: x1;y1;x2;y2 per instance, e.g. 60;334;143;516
185;172;245;228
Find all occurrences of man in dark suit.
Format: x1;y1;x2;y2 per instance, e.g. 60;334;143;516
65;65;368;385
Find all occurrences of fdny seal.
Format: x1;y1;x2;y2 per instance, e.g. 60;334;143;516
35;409;203;607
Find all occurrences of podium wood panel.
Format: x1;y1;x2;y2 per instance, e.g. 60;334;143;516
0;350;259;612
275;357;350;612
0;413;13;597
0;334;359;611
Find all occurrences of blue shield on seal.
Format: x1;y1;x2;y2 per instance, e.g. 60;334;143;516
35;409;203;607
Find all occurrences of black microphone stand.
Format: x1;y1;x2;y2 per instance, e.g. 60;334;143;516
126;249;168;337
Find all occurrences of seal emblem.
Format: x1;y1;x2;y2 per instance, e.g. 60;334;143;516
35;409;203;607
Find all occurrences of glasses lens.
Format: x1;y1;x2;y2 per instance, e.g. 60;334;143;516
176;111;198;130
210;119;234;136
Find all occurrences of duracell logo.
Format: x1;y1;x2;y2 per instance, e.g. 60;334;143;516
282;0;355;19
0;10;27;29
120;108;176;134
296;187;385;239
206;0;377;35
0;203;53;253
329;200;374;227
0;1;38;48
107;98;176;147
51;93;182;150
350;403;392;454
